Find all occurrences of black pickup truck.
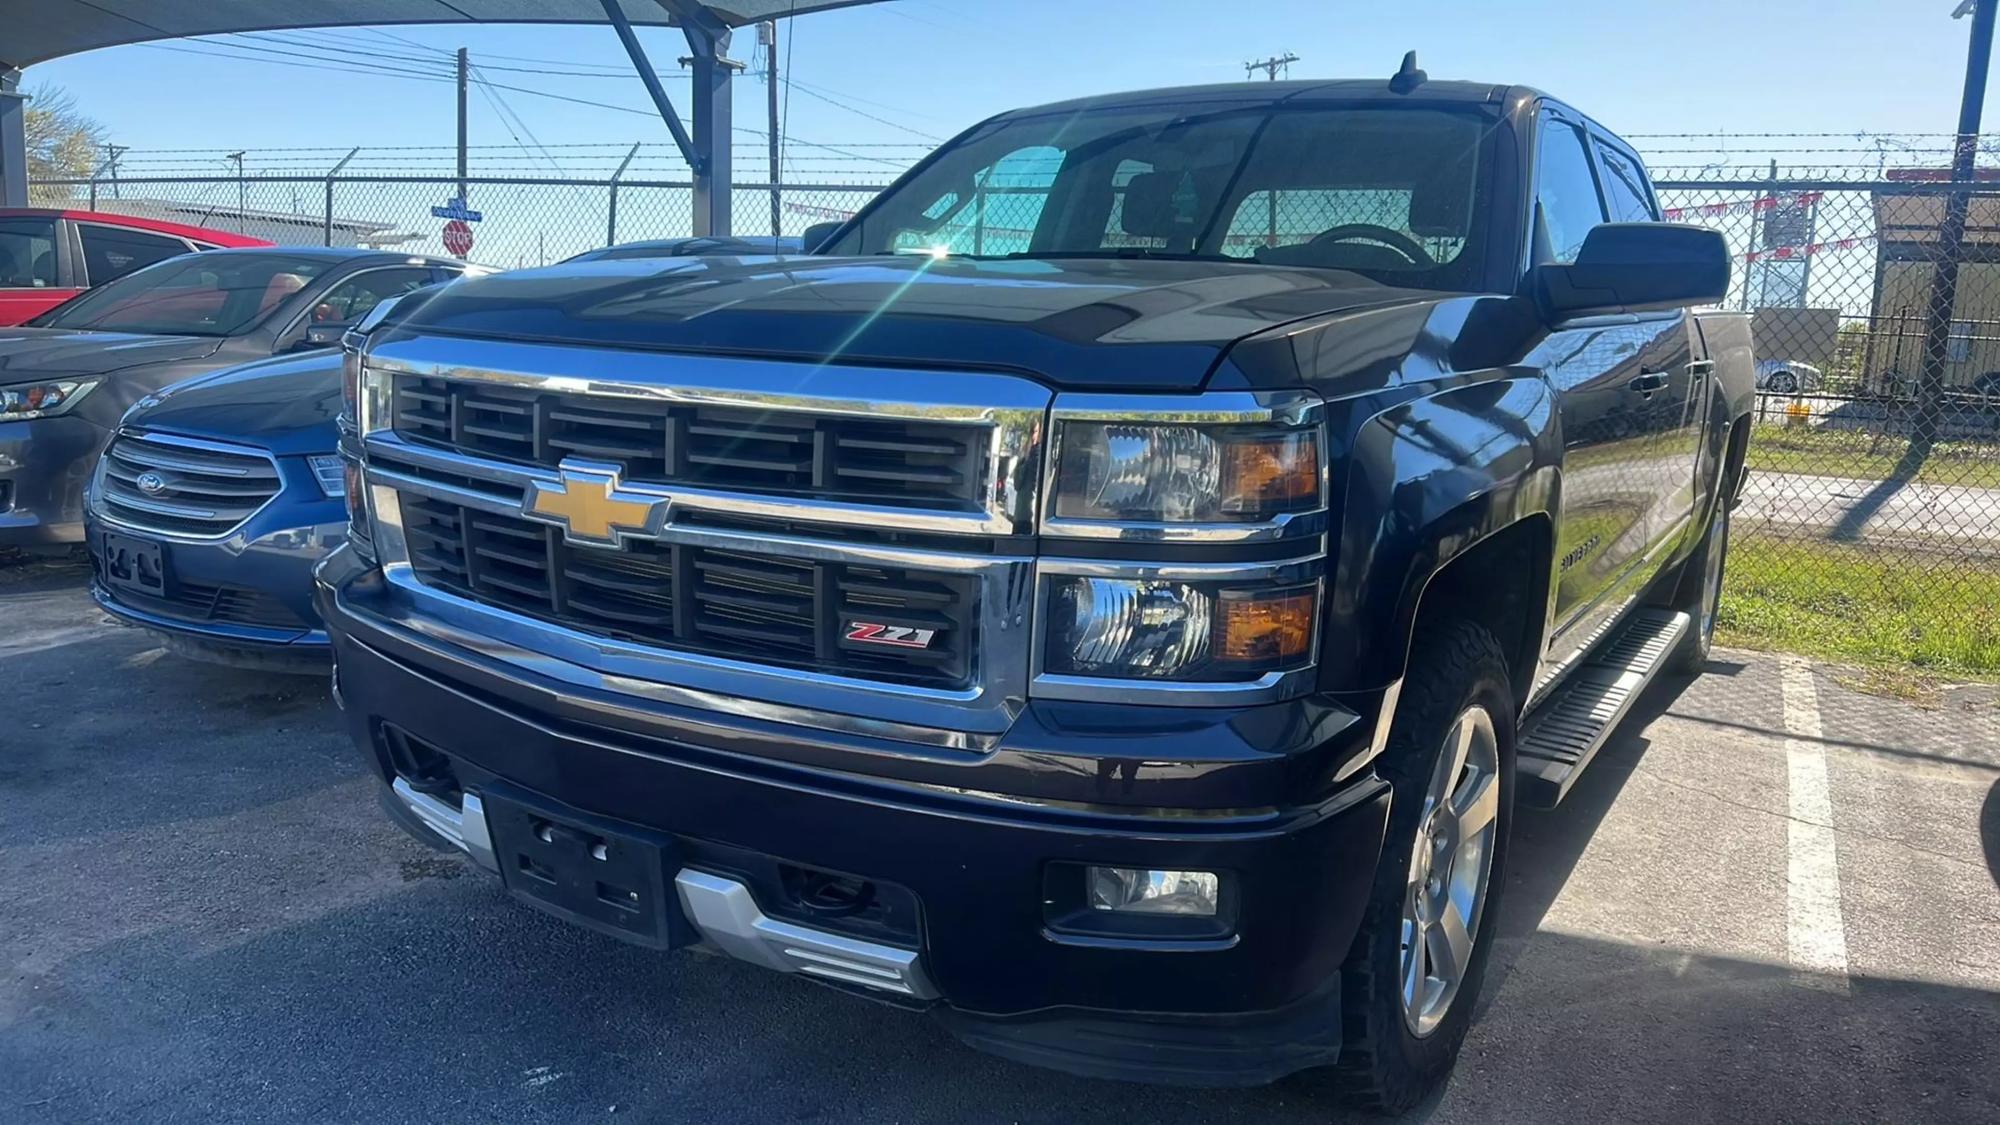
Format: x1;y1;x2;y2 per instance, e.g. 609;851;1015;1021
317;70;1752;1111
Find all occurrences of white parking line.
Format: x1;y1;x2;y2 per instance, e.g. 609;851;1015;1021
1779;655;1851;993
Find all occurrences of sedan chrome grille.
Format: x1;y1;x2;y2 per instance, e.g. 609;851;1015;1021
97;432;282;537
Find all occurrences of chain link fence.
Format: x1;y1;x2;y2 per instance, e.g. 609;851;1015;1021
27;163;2000;674
29;174;886;266
1652;173;2000;674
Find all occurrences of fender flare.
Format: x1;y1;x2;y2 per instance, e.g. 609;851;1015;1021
1319;374;1563;693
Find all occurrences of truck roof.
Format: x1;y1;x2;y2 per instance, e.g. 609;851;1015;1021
997;78;1529;120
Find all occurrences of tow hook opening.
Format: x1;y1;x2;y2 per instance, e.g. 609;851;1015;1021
380;725;460;801
782;864;879;919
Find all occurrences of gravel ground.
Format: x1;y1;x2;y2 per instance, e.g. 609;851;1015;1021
4;558;1998;1124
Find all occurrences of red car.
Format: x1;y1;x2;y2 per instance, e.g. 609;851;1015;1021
0;208;272;326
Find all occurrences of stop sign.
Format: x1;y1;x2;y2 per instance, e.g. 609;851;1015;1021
442;219;474;257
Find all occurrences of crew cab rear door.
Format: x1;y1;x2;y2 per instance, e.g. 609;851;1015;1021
1530;110;1700;663
1591;130;1705;543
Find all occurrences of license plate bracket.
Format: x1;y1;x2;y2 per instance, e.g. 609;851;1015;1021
481;790;686;949
101;531;167;597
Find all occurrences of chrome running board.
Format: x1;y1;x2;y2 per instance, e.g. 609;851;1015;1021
1517;609;1688;808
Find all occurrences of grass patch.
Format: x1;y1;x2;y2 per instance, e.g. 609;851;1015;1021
1746;424;2000;490
1717;532;2000;678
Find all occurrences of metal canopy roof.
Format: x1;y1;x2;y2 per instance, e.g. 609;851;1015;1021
0;1;895;232
0;1;878;70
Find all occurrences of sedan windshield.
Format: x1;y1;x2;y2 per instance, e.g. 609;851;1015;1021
823;103;1496;290
32;252;337;336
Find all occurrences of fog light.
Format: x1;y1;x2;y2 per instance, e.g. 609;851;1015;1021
1087;866;1221;916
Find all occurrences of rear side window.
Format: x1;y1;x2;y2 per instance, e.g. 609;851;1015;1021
1533;116;1606;264
1593;140;1659;222
0;217;57;287
80;225;192;285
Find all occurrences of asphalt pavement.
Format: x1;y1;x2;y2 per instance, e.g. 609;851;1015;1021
4;560;1998;1124
1738;469;2000;547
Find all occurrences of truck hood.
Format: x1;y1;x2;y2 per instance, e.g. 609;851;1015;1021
0;327;224;379
124;351;342;457
395;254;1434;390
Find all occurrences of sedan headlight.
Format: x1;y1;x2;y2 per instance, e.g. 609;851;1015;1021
0;379;98;422
1053;423;1319;523
1045;577;1316;680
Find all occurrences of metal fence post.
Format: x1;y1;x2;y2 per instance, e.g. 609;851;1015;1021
606;142;640;248
323;147;359;247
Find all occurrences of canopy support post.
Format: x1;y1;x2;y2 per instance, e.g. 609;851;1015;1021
0;69;27;208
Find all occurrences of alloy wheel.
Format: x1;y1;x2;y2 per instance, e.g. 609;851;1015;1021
1399;705;1501;1037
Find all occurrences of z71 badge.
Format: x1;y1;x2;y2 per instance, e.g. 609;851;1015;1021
844;622;938;649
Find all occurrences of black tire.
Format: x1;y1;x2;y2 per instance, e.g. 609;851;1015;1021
1769;370;1798;395
1668;499;1731;675
1324;620;1516;1115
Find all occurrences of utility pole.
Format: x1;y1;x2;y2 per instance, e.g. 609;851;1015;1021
1916;0;1995;443
226;151;246;232
1243;51;1298;81
456;47;470;206
761;20;781;240
1244;52;1297;246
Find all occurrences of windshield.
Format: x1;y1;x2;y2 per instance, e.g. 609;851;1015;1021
823;103;1496;289
32;252;337;336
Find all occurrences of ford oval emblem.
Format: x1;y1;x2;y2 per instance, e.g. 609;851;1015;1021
135;471;169;496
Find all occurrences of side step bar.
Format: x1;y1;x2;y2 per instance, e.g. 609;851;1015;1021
1517;609;1689;808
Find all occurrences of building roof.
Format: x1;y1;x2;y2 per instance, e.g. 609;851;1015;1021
0;1;883;70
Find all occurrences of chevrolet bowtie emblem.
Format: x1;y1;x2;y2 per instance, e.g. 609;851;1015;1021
523;459;671;549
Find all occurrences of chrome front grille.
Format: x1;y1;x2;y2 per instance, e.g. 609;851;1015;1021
356;335;1047;741
96;432;282;537
394;375;989;509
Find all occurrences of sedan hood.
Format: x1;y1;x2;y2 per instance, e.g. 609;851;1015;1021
125;351;342;457
396;254;1434;390
0;327;224;379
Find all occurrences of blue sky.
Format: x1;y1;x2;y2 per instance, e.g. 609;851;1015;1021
22;0;2000;179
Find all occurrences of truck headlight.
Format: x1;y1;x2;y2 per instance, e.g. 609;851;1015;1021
0;379;97;422
1053;423;1319;523
1045;577;1315;680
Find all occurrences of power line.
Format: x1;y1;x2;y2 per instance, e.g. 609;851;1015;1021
780;81;943;141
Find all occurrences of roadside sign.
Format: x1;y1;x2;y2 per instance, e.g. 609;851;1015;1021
430;197;484;222
442;220;474;257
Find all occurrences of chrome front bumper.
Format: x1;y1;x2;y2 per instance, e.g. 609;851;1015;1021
388;778;938;1000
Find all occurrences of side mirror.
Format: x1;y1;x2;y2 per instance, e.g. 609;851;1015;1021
296;322;351;351
801;221;844;253
1533;223;1729;321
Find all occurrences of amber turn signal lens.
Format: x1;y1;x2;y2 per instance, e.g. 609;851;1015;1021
1214;588;1316;664
1220;432;1318;516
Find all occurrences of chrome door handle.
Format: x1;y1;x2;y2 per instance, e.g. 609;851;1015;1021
1629;372;1669;394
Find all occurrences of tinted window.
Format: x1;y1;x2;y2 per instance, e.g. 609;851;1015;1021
0;217;58;288
308;267;435;325
79;225;192;284
1593;139;1658;223
827;104;1494;290
35;252;336;336
1534;116;1606;264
